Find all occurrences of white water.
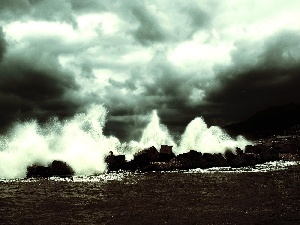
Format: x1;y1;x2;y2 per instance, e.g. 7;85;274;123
177;117;250;154
0;105;251;179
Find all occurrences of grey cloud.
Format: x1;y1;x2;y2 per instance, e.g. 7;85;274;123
0;27;6;62
0;0;31;16
108;78;136;90
129;1;213;44
70;0;106;13
80;63;96;79
260;31;300;67
1;0;300;141
30;0;77;27
185;5;211;30
203;31;300;125
100;52;209;140
0;0;76;27
97;0;167;45
0;44;82;132
131;5;165;45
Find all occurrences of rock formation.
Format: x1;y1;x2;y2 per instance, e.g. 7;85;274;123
105;143;300;172
26;160;74;178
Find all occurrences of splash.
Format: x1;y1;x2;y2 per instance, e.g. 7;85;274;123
135;111;250;155
140;110;177;148
176;117;250;154
0;106;251;179
0;105;120;179
114;110;178;161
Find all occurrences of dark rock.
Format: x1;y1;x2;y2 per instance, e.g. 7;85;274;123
202;153;215;162
26;164;51;178
160;145;173;154
235;147;243;155
259;151;273;163
177;150;202;161
279;153;300;161
157;145;176;162
245;145;267;154
230;154;249;167
269;147;279;161
134;146;159;161
250;153;262;164
177;150;209;169
228;150;263;168
104;142;299;173
50;160;75;177
105;152;127;171
279;144;299;154
133;146;159;169
139;162;171;172
173;158;199;170
123;160;138;171
230;153;260;167
26;160;74;178
158;153;176;162
224;150;237;163
202;153;228;167
260;147;279;163
167;158;184;170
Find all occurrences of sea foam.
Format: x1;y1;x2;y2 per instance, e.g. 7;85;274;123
0;105;251;179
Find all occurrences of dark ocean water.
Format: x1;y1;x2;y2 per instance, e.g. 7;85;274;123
0;163;300;225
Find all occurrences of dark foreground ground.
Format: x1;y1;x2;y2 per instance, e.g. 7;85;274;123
0;164;300;225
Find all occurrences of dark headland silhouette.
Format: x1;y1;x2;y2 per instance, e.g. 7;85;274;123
223;103;300;139
26;103;300;177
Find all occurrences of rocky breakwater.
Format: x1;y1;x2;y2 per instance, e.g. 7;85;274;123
105;143;300;172
25;142;300;177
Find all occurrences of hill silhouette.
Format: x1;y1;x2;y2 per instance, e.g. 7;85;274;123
223;103;300;139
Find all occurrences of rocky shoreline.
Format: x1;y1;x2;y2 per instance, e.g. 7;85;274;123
105;144;300;173
26;143;300;178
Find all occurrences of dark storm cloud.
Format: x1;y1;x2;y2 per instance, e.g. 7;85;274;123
0;0;77;27
0;43;81;132
185;5;211;29
104;53;187;114
30;0;77;27
101;52;209;139
80;63;96;79
204;31;300;124
70;0;106;13
127;1;213;44
0;0;30;17
137;53;210;123
131;6;165;45
0;27;6;62
1;0;300;140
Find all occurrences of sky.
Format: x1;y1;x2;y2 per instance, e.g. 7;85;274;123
0;0;300;141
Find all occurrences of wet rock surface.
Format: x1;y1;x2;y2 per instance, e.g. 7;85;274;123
26;143;300;177
26;160;75;178
106;144;300;172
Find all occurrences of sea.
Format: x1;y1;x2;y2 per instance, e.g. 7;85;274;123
0;161;299;225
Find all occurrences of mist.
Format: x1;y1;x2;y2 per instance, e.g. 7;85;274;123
0;105;251;179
